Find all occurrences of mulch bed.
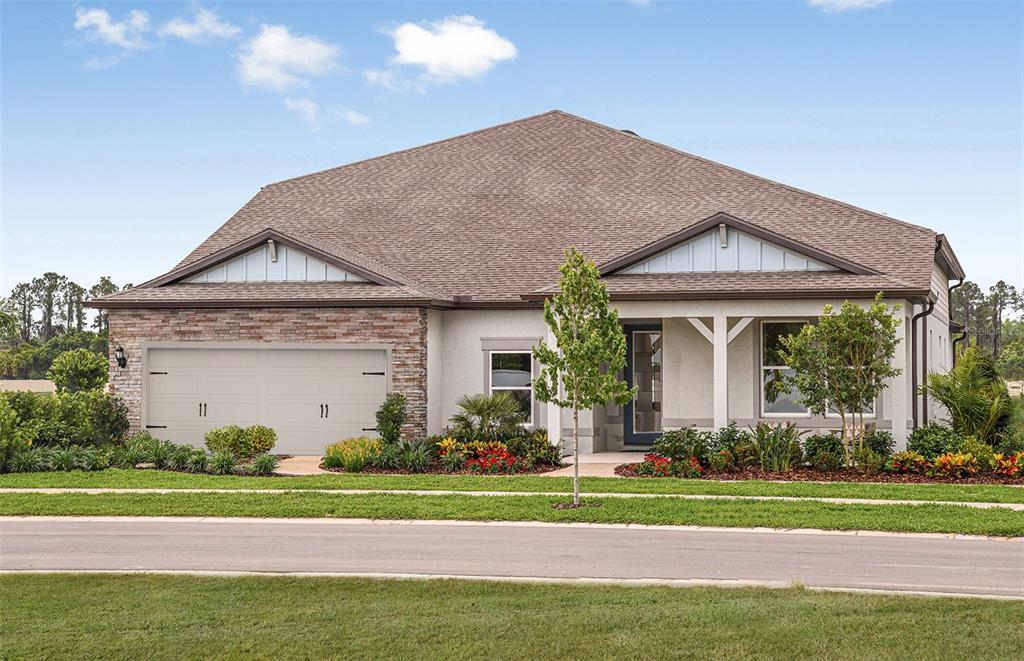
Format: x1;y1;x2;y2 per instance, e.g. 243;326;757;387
615;463;1024;485
319;462;563;476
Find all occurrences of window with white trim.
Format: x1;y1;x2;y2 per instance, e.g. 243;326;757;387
761;321;809;415
489;351;534;426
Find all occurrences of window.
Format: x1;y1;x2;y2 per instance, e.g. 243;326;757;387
761;321;809;415
489;351;533;425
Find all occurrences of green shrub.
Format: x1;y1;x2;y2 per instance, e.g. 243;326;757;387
890;450;929;474
250;453;279;476
204;425;276;458
956;436;996;473
907;423;962;460
439;448;466;472
376;393;408;445
0;390;127;447
0;390;44;426
707;449;735;472
147;440;177;469
46;348;108;393
920;345;1012;444
653;428;712;465
167;444;195;472
79;390;130;446
373;442;401;470
733;441;759;468
863;430;894;459
505;428;563;466
210;451;236;475
398;439;432;473
711;423;753;454
184;450;208;474
853;445;883;474
447;392;524;442
324;437;382;472
11;447;49;473
50;446;80;471
751;423;803;472
76;446;110;471
803;433;844;471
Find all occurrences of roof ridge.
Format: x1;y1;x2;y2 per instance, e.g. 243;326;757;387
553;110;935;237
265;109;567;188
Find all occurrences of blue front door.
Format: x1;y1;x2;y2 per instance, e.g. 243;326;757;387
624;324;663;445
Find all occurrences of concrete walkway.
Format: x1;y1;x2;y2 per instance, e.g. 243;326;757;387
276;456;328;476
275;452;641;477
3;487;1023;510
4;517;1021;598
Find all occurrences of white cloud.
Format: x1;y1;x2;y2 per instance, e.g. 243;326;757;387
73;7;151;51
284;97;320;129
237;24;341;90
808;0;890;12
384;15;516;82
364;68;398;90
160;7;241;41
335;108;370;125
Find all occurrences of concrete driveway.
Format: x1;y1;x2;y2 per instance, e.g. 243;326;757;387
2;517;1021;598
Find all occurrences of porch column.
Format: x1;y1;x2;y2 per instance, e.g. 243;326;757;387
544;324;562;451
890;304;909;450
713;315;728;430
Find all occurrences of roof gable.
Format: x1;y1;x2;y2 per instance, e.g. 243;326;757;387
184;242;368;284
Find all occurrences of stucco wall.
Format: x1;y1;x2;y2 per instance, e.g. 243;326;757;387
107;307;428;438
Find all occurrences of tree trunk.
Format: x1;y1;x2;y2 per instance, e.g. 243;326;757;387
572;408;580;506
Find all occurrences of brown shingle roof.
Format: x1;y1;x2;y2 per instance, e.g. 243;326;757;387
97;110;949;308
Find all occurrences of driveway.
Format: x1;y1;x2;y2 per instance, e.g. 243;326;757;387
3;517;1021;597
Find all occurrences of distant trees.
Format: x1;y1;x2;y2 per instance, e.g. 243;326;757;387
951;280;1022;380
0;273;132;380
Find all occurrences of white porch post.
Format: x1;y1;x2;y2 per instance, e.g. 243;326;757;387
544;324;562;451
890;304;909;450
713;315;729;430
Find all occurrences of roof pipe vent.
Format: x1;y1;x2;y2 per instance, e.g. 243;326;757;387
620;129;639;136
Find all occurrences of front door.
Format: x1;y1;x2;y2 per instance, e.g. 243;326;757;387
624;325;663;445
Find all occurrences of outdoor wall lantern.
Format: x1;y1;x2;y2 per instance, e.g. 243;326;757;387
114;346;127;369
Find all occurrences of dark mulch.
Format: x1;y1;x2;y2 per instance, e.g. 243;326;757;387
614;463;1024;485
319;462;563;476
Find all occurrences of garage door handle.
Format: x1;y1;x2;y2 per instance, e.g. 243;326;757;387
325;404;329;418
146;425;167;429
361;427;377;432
362;371;385;376
320;404;324;418
149;371;168;375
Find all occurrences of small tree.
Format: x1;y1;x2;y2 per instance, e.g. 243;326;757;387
375;392;407;445
780;293;901;464
534;247;635;506
46;348;108;393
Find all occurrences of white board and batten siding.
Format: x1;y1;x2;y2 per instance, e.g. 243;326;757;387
184;243;367;284
145;346;388;455
621;226;837;274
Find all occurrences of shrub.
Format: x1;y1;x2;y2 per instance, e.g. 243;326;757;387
853;445;883;474
204;425;276;458
711;423;753;454
467;446;520;474
465;440;508;458
324;437;382;472
931;452;980;479
210;451;236;475
448;392;525;442
26;419;78;447
398;439;432;473
803;433;844;471
373;442;401;470
956;436;996;474
46;348;107;393
505;428;563;466
733;441;760;469
751;423;803;472
864;430;894;459
147;440;177;469
907;423;962;460
11;446;49;473
890;450;930;474
439;448;466;472
184;450;208;474
920;345;1012;444
168;444;195;472
653;428;712;465
50;446;80;471
635;453;673;477
250;453;279;476
4;390;128;447
708;449;735;472
993;452;1024;477
77;446;110;471
376;393;408;445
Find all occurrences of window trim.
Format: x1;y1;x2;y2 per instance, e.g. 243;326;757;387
487;350;535;427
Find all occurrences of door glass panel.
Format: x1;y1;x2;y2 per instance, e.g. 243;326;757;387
632;331;663;433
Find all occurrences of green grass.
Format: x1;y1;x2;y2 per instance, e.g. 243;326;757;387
2;468;1023;503
2;491;1022;536
2;574;1021;660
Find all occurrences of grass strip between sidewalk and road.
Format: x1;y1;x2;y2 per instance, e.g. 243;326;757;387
3;574;1022;660
2;491;1023;536
2;468;1023;503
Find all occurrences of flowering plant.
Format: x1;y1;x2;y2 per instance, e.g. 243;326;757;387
889;450;930;474
635;453;702;478
930;452;980;478
466;447;520;474
993;452;1024;477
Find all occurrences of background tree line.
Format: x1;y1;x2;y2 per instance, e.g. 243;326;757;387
951;279;1024;380
0;273;132;379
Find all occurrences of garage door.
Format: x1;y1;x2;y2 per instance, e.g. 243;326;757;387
144;347;388;455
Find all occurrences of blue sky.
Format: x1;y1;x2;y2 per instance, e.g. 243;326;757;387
2;0;1021;295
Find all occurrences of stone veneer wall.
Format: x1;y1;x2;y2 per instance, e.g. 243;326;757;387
107;307;428;438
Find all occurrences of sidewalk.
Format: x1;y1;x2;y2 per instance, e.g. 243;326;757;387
542;451;645;478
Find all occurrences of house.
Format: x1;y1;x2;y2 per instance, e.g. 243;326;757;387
89;110;965;455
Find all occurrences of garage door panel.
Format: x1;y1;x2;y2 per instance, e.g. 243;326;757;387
148;424;205;448
146;347;388;455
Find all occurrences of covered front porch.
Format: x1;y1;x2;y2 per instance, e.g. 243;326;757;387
546;299;912;454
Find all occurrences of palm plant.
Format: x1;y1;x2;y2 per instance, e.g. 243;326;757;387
448;392;525;441
920;345;1012;444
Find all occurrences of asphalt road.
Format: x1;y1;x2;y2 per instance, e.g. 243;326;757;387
2;517;1022;597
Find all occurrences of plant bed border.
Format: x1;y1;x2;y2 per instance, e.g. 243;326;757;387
615;463;1024;485
319;462;563;477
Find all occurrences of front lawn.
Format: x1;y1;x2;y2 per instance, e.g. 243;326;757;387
2;574;1021;660
3;491;1023;536
3;468;1024;503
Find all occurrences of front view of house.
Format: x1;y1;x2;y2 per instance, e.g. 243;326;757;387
91;111;965;455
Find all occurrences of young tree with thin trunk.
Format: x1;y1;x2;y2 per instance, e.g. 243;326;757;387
780;294;901;465
533;247;635;506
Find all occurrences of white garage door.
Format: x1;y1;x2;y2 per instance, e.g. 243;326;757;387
144;347;388;455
